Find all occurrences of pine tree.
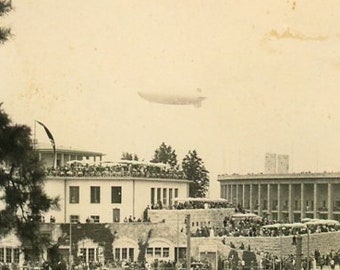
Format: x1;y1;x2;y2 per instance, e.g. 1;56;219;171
0;0;12;44
151;142;177;168
0;104;59;260
182;150;209;197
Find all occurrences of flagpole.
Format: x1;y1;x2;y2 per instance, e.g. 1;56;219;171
54;143;57;169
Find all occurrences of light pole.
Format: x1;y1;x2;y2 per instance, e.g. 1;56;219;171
69;220;73;269
280;223;283;270
295;235;302;270
186;214;191;270
306;229;310;270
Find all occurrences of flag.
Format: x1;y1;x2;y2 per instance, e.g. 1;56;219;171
36;121;56;155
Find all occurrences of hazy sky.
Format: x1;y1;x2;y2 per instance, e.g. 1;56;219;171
1;0;340;197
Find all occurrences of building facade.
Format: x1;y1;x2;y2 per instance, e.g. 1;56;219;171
34;145;191;223
218;172;340;222
44;176;190;223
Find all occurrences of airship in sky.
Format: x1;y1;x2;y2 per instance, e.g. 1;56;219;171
138;89;206;108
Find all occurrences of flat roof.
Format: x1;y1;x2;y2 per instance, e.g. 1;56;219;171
36;143;104;156
46;176;192;183
218;172;340;181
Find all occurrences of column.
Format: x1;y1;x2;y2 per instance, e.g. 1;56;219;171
226;185;229;201
236;184;239;206
301;183;305;220
61;153;65;167
258;184;262;216
288;184;293;222
249;184;254;212
267;184;271;219
242;184;246;208
277;184;281;221
313;183;318;218
328;183;333;219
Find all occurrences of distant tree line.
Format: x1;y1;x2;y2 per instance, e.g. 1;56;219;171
122;142;209;198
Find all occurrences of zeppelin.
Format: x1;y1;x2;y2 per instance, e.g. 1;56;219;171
138;89;206;108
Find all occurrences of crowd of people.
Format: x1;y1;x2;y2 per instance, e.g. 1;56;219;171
149;200;234;211
256;249;340;270
192;213;340;238
44;163;186;180
220;237;340;270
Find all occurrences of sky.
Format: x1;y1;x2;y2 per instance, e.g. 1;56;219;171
1;0;340;198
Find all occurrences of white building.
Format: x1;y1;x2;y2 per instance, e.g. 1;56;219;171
35;144;190;223
44;175;190;223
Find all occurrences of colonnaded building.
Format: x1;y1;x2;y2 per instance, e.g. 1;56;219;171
218;172;340;222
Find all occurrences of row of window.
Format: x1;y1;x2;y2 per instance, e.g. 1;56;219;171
0;248;20;264
114;248;134;261
79;248;96;262
146;247;169;258
150;188;178;206
70;186;122;204
114;247;170;260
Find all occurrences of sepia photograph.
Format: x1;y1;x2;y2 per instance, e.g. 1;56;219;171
1;1;340;270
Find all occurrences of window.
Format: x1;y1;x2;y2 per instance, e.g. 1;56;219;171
155;247;161;257
163;248;169;258
113;208;120;223
163;188;167;205
6;248;12;263
111;186;122;203
174;188;178;199
122;248;127;260
129;248;134;261
70;215;79;223
146;248;153;256
272;200;278;209
115;248;120;260
91;186;100;203
80;248;86;260
13;249;20;264
157;188;161;203
90;215;100;223
151;188;155;205
169;188;173;205
0;248;3;262
88;248;95;262
69;186;79;203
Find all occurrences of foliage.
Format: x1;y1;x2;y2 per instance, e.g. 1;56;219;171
121;152;139;161
227;249;239;270
60;223;114;262
182;150;209;197
47;242;63;269
0;0;12;44
0;105;59;260
242;250;257;269
137;229;152;263
151;142;177;168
